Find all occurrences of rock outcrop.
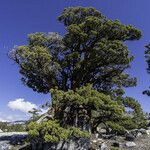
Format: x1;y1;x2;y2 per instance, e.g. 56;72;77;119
0;132;28;150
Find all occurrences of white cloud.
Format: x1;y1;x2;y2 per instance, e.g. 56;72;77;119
8;98;38;113
0;117;8;122
0;98;49;122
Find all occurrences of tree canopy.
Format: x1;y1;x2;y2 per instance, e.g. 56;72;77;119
10;6;146;142
10;7;141;94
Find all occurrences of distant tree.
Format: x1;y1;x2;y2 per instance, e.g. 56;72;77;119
143;44;150;96
0;122;26;132
28;108;41;121
10;7;146;143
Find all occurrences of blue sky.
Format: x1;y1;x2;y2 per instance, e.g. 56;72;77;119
0;0;150;121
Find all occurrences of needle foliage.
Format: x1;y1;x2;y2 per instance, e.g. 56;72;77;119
10;7;146;143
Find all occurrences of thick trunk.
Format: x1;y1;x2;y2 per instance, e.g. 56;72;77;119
91;126;97;134
36;113;53;124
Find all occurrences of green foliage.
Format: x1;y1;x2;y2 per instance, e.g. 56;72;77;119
0;122;26;132
28;120;89;143
120;117;138;130
10;43;57;93
50;84;125;133
10;7;141;94
106;121;126;134
28;120;70;143
123;97;147;128
10;6;146;143
28;108;41;121
69;127;90;138
144;44;150;96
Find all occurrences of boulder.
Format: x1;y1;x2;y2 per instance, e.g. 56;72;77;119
0;132;28;146
125;133;136;141
102;134;116;139
98;129;107;134
125;142;136;147
31;137;90;150
10;134;28;145
146;130;150;135
130;129;138;137
100;143;110;150
112;142;120;148
0;141;12;150
97;123;108;135
139;128;147;134
136;132;142;137
95;133;99;138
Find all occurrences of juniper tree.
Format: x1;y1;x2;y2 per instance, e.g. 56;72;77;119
10;7;146;139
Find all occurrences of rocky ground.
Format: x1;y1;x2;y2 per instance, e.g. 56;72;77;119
90;128;150;150
0;132;28;150
1;130;150;150
91;135;150;150
125;135;150;150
